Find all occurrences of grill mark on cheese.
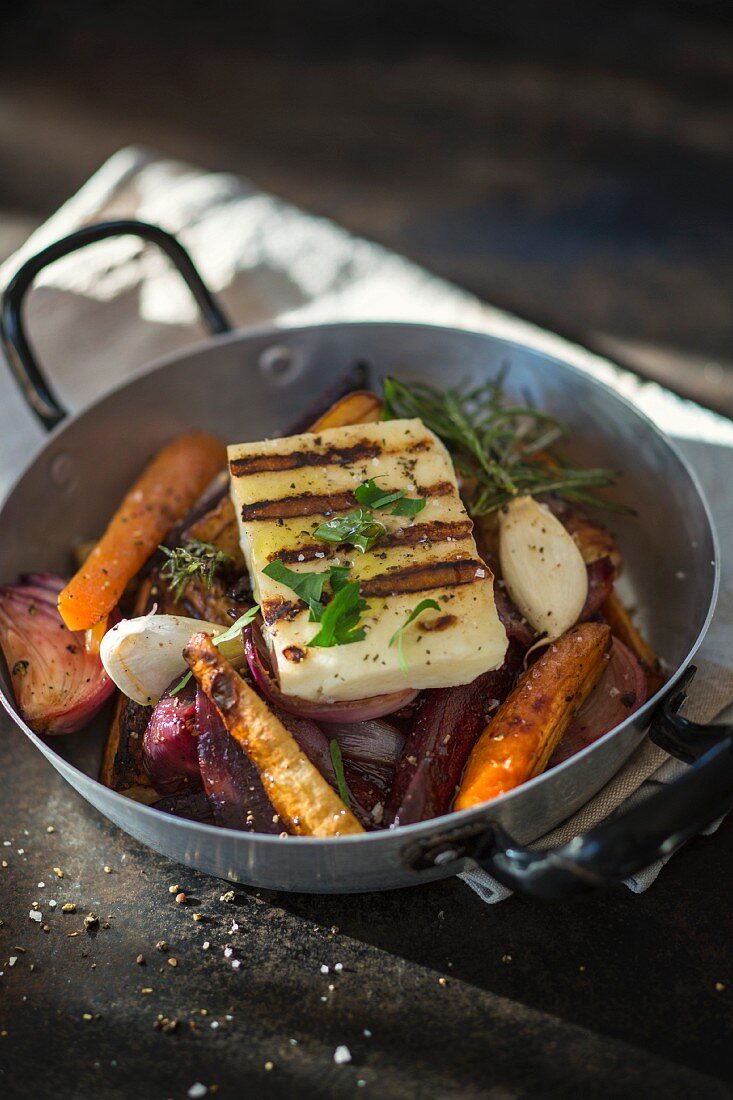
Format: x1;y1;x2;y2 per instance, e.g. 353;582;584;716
262;596;308;625
267;519;474;564
361;558;488;598
230;436;432;477
241;480;454;522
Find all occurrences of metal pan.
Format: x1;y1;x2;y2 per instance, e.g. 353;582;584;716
1;220;731;897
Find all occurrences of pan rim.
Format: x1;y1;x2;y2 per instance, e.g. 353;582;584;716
0;319;720;849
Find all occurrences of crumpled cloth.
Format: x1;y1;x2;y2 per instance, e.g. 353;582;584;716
1;147;731;900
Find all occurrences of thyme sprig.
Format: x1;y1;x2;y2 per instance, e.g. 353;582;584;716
159;540;234;601
383;374;628;515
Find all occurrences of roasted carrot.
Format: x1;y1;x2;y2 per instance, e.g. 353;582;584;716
455;623;611;809
184;633;364;837
58;433;226;631
309;389;384;432
601;590;665;693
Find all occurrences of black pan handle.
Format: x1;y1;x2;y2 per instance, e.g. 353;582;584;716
0;219;232;431
402;667;733;899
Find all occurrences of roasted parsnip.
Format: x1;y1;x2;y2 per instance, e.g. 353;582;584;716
184;633;364;837
454;622;611;809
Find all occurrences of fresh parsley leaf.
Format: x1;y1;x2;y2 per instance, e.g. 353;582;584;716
329;739;352;808
313;509;386;554
309;581;369;648
354;478;426;517
389;598;441;674
328;565;351;594
390;496;427;517
159;540;234;601
263;560;331;619
213;604;261;645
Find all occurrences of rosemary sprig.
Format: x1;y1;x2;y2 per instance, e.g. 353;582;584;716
383;375;628;515
159;540;234;601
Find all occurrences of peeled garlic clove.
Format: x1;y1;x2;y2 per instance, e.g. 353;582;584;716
100;613;245;706
498;495;588;640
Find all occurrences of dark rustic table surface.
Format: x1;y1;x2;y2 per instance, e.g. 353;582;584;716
1;3;732;1098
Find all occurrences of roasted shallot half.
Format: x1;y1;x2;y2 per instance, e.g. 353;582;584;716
0;573;115;734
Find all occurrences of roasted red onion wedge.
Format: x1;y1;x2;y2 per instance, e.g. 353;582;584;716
142;678;201;795
196;688;279;833
245;623;418;722
549;639;648;766
385;639;525;827
0;573;115;734
153;789;215;824
322;720;405;788
580;557;616;621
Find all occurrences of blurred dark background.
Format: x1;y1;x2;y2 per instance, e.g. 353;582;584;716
1;0;731;413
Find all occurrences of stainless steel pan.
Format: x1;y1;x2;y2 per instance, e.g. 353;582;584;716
1;221;731;897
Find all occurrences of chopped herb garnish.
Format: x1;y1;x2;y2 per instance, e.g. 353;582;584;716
169;670;192;696
170;605;261;696
159;540;234;600
309;581;369;648
389;598;441;674
262;560;331;619
329;740;352;808
382;374;628;515
313;508;386;554
391;496;427;517
354;477;427;517
212;604;261;645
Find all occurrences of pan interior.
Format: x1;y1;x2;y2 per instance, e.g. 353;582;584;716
0;323;717;798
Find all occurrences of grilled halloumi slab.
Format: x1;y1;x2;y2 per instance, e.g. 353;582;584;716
228;418;507;702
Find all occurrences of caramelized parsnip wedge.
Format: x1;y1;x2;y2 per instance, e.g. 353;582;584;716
184;633;364;837
455;622;611;809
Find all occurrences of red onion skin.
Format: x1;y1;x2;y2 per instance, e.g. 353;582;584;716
143;678;201;796
580;557;615;621
0;573;115;735
550;639;648;766
196;688;279;833
385;639;526;827
245;623;417;723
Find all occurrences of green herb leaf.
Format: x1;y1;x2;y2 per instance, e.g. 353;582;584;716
213;604;261;645
169;605;261;697
159;540;234;601
169;669;192;697
354;477;426;517
313;509;386;554
382;375;628;516
329;739;352;808
390;496;427;517
309;581;369;648
262;560;332;619
389;598;441;674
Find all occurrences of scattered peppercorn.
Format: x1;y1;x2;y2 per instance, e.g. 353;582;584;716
175;892;186;905
155;940;169;952
168;957;178;968
136;954;146;966
61;903;76;914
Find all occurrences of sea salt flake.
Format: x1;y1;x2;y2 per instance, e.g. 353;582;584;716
188;1085;208;1100
202;941;210;950
29;911;42;923
320;964;329;974
334;1045;352;1065
223;947;233;958
231;959;241;970
8;957;17;967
